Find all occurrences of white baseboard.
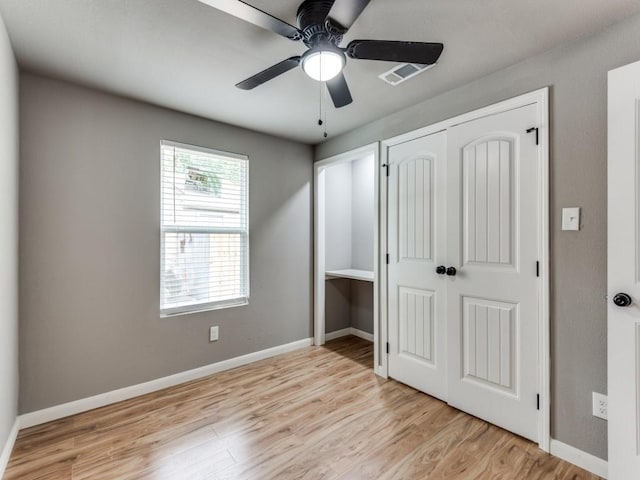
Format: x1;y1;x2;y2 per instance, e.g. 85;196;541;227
350;328;374;342
550;439;608;478
0;418;19;478
19;337;313;429
325;328;352;341
325;327;374;342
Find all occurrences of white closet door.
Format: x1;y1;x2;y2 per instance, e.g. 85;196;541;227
608;59;640;479
446;104;539;441
387;131;447;401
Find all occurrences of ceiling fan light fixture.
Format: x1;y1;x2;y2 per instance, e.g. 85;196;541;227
301;48;345;82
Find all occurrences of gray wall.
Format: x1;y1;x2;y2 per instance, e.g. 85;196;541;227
351;155;375;272
19;73;313;413
324;162;352;271
350;281;373;335
324;162;353;334
0;10;18;455
325;279;352;333
350;155;374;335
316;13;640;460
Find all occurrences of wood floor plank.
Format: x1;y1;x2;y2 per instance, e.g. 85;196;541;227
3;336;601;480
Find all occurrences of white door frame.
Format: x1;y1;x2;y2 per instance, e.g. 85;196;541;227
380;88;550;451
314;143;383;371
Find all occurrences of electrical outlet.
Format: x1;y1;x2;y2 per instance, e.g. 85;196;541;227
592;392;608;420
209;326;219;342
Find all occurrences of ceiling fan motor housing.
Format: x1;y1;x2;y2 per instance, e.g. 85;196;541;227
296;0;343;47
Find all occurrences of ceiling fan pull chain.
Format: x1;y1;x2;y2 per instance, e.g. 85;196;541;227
318;71;323;127
317;54;327;137
323;84;328;138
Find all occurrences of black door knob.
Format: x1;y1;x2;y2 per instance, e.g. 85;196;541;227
446;267;457;276
436;265;446;275
613;293;632;307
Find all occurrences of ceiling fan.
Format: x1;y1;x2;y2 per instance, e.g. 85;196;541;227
197;0;444;108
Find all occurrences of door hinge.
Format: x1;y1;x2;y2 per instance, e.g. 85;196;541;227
536;394;540;410
526;127;539;145
386;342;390;354
536;261;540;277
386;253;390;264
382;163;389;176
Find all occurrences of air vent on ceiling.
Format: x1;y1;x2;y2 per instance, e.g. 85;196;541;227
378;63;436;86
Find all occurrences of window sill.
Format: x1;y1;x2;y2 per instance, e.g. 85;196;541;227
160;298;249;318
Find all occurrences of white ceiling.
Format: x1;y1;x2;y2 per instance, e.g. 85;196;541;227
1;0;639;144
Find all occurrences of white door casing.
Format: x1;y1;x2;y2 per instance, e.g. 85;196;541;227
387;131;448;401
446;104;540;442
608;59;640;479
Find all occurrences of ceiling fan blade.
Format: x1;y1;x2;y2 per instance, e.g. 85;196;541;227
198;0;302;41
327;0;371;31
236;57;301;90
326;72;353;108
346;40;444;64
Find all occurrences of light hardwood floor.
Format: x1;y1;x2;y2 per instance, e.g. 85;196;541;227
5;336;600;480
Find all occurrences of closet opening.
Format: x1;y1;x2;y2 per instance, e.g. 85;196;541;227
314;143;382;372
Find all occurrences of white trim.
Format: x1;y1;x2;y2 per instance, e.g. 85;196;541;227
325;328;352;341
535;88;551;453
313;142;381;375
351;328;374;342
373;142;384;377
18;338;313;429
160;297;249;317
378;142;389;378
160;139;248;162
314;143;378;168
324;327;374;342
550;439;608;479
314;165;326;345
382;88;547;148
379;87;550;450
0;418;19;478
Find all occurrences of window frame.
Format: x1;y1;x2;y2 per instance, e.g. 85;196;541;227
159;140;250;317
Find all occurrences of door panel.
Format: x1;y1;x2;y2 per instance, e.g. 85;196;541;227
462;296;517;394
399;287;434;363
388;131;447;401
463;137;514;267
608;59;640;479
447;104;539;442
398;157;433;261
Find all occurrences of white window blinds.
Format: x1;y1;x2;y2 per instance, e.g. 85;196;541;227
160;141;249;316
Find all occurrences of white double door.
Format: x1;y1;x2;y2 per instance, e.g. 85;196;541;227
387;104;540;441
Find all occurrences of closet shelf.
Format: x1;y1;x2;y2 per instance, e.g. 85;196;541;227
325;269;374;283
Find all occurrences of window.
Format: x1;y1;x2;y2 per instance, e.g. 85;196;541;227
160;141;249;316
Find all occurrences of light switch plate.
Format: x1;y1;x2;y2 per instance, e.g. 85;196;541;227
209;326;219;342
562;207;580;231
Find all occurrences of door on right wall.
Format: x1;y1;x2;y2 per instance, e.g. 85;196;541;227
446;104;540;442
608;59;640;479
